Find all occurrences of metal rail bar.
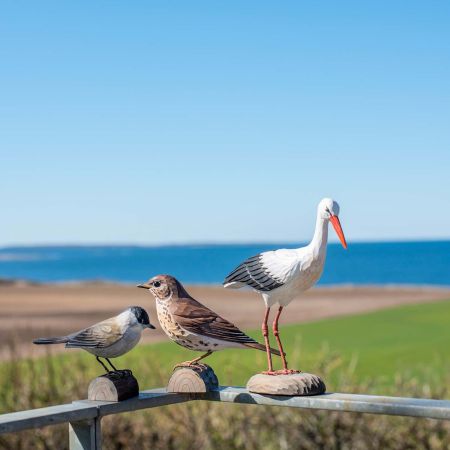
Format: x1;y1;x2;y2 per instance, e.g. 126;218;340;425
0;403;98;434
1;387;450;449
0;390;190;434
202;387;450;420
69;419;101;450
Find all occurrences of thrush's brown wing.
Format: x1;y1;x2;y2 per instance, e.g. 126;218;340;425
169;297;281;355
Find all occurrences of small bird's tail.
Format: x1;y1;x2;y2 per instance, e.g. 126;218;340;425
33;336;69;345
244;342;282;356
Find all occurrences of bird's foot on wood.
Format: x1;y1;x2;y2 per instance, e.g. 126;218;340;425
173;361;193;371
261;370;279;376
105;369;133;379
261;369;301;376
173;361;209;372
105;370;121;380
274;369;301;375
192;362;209;371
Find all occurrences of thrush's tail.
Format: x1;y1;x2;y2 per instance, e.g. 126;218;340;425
244;342;282;356
33;336;69;345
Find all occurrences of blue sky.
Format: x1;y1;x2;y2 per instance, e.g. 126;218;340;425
1;1;449;246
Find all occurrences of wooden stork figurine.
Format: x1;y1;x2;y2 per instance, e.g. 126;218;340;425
223;198;348;374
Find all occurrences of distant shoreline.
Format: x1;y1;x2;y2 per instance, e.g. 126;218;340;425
1;278;450;290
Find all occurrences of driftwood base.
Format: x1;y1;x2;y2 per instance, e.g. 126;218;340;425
167;364;219;393
247;372;326;396
88;370;139;402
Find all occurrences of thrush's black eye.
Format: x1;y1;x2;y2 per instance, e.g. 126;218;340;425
153;281;161;288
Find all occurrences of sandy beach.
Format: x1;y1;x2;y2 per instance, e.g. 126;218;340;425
0;281;449;359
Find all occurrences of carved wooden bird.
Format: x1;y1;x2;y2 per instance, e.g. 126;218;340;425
137;274;280;367
33;306;155;373
223;198;347;375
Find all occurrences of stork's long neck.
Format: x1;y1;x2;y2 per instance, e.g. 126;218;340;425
308;212;329;257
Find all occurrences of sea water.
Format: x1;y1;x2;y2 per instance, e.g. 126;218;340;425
0;241;449;286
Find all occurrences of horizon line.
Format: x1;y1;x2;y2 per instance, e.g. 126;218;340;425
1;237;450;250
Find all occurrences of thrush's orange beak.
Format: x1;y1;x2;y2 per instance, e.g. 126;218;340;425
330;215;348;249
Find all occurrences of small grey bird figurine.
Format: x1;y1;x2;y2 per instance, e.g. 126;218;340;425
33;306;155;373
137;275;281;368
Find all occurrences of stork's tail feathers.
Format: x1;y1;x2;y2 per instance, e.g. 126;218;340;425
244;342;282;356
33;336;69;345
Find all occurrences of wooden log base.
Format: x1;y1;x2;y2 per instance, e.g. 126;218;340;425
167;364;219;393
247;372;326;396
88;370;139;402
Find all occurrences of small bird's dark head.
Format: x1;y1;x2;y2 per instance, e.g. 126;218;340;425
137;275;190;301
129;306;155;329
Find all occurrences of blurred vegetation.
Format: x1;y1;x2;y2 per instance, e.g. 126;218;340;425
1;300;450;449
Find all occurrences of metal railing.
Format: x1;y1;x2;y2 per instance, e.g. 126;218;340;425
1;387;450;449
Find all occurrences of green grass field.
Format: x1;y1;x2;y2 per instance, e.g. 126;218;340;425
5;299;450;394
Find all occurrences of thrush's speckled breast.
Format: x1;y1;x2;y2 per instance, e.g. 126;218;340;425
156;298;221;351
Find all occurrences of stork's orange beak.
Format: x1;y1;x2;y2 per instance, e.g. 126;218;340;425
330;215;348;249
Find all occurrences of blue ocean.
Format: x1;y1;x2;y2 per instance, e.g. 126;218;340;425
0;241;449;286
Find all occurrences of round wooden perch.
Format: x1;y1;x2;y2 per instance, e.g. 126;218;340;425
88;370;139;402
167;364;219;393
247;372;326;396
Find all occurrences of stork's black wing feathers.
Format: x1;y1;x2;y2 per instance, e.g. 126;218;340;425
223;253;284;292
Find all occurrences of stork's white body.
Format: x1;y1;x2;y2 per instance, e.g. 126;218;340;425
223;198;344;308
256;212;329;307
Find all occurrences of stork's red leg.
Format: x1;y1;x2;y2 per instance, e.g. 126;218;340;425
273;307;300;374
273;307;288;370
261;307;274;373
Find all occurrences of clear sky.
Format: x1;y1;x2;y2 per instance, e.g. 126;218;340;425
1;1;449;246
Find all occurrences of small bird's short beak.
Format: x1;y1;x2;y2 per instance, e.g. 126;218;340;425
330;215;348;249
137;283;150;289
147;323;156;329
